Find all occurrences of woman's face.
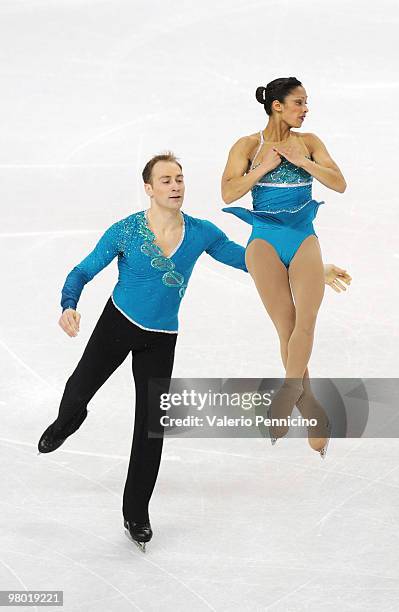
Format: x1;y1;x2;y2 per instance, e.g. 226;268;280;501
273;86;309;128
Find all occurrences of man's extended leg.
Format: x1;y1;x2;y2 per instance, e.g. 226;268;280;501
40;299;133;448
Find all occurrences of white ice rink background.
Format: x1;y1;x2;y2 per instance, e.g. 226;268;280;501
1;0;399;610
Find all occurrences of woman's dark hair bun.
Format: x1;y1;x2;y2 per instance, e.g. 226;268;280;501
255;86;266;104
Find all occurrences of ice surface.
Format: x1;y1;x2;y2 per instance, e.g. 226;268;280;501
1;1;399;610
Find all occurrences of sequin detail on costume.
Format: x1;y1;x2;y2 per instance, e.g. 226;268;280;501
256;156;313;186
136;211;186;298
249;143;317;213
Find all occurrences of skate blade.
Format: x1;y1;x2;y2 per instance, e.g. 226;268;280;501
319;437;330;459
124;528;147;553
319;423;332;460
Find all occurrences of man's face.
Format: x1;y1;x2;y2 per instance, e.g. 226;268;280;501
144;161;185;210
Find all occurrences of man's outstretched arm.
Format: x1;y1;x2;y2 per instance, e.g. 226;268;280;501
202;219;248;272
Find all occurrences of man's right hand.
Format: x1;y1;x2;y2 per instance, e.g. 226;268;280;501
59;308;81;337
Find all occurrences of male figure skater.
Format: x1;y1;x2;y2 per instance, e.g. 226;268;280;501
38;152;351;551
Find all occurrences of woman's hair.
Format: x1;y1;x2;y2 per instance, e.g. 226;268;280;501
142;151;182;185
255;77;302;115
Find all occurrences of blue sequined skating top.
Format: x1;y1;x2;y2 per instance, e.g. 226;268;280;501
61;210;247;333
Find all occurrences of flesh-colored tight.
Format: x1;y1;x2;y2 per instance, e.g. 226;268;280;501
245;235;329;449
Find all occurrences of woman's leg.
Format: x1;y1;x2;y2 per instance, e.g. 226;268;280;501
286;235;325;379
245;239;302;437
287;235;328;450
245;239;296;359
297;373;330;451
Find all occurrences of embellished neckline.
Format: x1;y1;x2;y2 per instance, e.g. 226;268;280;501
136;211;187;298
143;209;185;259
252;154;313;188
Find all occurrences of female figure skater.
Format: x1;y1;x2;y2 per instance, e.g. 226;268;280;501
221;77;348;456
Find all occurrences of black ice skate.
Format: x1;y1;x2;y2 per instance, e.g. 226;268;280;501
37;408;88;454
124;519;153;553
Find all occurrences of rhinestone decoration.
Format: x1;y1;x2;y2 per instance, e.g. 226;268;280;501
250;193;322;214
256;156;313;186
136;211;187;298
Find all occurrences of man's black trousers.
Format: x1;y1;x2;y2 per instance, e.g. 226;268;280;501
53;298;177;522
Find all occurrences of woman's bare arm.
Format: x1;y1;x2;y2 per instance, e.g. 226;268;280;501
304;133;346;192
275;133;346;193
221;136;280;204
